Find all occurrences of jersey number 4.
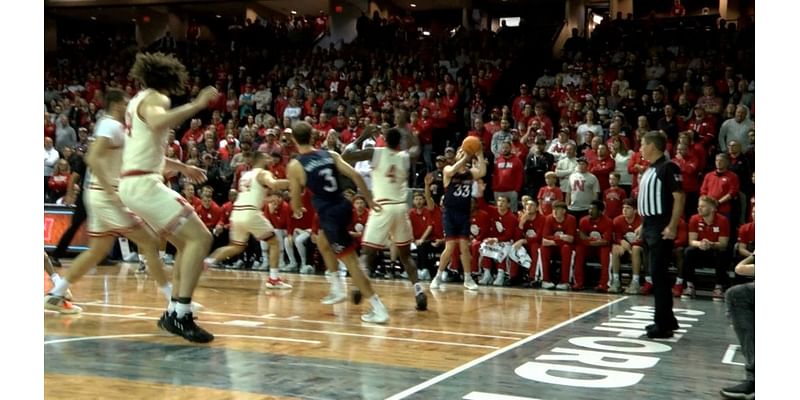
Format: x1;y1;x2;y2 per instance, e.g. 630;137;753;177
385;165;397;183
319;168;338;192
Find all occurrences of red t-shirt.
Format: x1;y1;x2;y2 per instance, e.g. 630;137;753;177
195;201;222;229
737;222;755;247
349;208;370;244
408;207;432;240
520;213;546;245
689;213;730;242
612;214;642;246
470;209;493;241
220;201;233;228
264;200;290;230
700;171;740;215
589;157;616;193
542;214;577;245
578;215;614;246
537;186;564;217
428;205;444;240
603;187;627;219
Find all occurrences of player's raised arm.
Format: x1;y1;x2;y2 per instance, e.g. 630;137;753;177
445;149;472;179
470;151;487;180
341;125;378;164
140;87;217;133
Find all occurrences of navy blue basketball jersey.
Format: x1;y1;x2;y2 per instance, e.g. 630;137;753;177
443;170;473;212
297;150;346;210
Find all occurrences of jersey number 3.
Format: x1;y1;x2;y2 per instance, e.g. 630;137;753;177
319;168;338;192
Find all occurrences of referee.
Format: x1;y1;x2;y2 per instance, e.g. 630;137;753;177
637;131;685;339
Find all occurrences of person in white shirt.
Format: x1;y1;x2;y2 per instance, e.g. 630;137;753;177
44;137;60;182
555;144;579;193
576;110;603;146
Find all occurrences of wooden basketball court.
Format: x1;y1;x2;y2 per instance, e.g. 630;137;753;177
45;263;746;399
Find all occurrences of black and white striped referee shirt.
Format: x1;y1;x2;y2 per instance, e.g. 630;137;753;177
637;155;683;218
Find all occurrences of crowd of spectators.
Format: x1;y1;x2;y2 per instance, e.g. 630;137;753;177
44;9;754;296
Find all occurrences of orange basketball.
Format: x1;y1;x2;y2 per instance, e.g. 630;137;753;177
462;135;482;155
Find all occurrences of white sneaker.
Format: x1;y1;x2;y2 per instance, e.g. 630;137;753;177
608;280;622;294
265;277;293;290
418;269;431;281
541;281;555;289
555;283;570;290
430;273;442;289
279;263;298;272
463;276;479;291
230;259;244;269
478;269;493;285
251;261;263;270
625;280;641;295
493;270;507;286
162;254;175;265
321;289;346;305
361;301;389;324
299;265;315;274
399;271;410;279
123;252;140;263
440;269;451;283
338;264;348;278
44;294;82;314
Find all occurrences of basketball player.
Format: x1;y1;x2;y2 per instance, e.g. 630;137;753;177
287;121;390;323
204;151;292;289
44;89;174;315
119;52;218;343
430;148;487;290
342;126;428;311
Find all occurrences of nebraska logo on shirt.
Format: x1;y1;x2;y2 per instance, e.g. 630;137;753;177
526;229;537;238
495;221;505;233
712;226;719;233
355;223;364;232
471;224;480;236
674;173;682;182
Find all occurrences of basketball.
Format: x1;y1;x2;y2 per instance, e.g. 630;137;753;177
461;136;482;155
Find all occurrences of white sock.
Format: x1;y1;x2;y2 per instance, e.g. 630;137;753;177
269;269;279;280
612;273;620;283
632;274;640;283
675;277;684;284
159;283;173;302
167;300;177;313
50;278;71;297
645;275;653;284
175;302;192;318
325;271;343;292
413;282;423;295
159;250;166;258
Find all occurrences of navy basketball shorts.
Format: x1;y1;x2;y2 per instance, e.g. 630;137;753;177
443;208;471;240
317;199;355;254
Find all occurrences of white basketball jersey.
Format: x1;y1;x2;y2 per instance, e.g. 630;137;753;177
122;89;168;174
371;147;409;203
235;168;268;208
87;117;125;188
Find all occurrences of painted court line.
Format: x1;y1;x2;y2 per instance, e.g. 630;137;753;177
722;344;744;366
463;392;543;400
45;333;320;345
384;296;629;400
48;311;500;349
75;302;520;340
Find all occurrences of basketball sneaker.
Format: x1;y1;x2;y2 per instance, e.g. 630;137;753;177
463;275;478;291
681;285;696;299
492;270;507;286
639;281;653;295
44;294;82;314
321;287;346;305
625;280;641;295
361;301;389;324
541;281;555;289
265;277;292;290
429;273;442;289
418;269;431;281
672;283;684;297
720;380;755;399
279;263;298;272
415;291;428;311
478;269;493;285
160;311;214;343
607;280;622;294
299;265;315;274
555;283;570;290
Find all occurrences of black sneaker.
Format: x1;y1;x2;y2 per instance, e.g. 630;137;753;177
720;380;755;399
162;312;214;343
157;311;178;334
646;326;674;339
352;289;362;305
415;291;427;311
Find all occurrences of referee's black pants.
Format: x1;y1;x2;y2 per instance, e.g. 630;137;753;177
642;224;678;330
53;196;87;258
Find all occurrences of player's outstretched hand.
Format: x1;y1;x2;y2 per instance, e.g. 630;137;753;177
195;86;219;108
182;165;207;184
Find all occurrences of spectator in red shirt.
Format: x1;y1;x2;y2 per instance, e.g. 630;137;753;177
537;172;564;217
348;195;370;247
181;119;204;148
181;182;202;208
700;153;740;219
265;193;291;271
589;144;615;193
409;192;435;278
574;200;613;291
492;141;524;211
468;117;492;155
607;199;643;294
540;201;576;289
476;195;522;286
512;84;533;123
603;172;627;219
518;199;546;284
627;148;650;199
47;159;72;203
735;206;755;261
195;185;223;248
682;196;730;300
674;141;702;220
